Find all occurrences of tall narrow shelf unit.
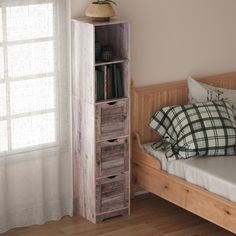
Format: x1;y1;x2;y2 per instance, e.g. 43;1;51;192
72;18;130;223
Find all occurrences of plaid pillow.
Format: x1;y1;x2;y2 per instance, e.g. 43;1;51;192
149;101;236;161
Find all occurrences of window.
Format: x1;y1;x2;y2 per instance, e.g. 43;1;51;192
0;1;57;154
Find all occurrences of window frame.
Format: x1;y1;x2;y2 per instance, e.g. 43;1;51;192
0;0;60;157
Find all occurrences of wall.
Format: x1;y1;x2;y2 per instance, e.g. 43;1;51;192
71;0;88;18
71;0;236;86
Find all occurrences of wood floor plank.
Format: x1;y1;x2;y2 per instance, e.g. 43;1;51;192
1;194;235;236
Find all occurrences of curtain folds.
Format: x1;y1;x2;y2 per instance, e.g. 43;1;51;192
0;0;73;233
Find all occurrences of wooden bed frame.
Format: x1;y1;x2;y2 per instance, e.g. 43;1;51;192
131;72;236;234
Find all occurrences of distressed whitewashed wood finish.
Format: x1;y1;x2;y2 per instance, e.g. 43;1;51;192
95;59;128;66
75;17;128;26
96;173;129;214
122;61;130;98
96;99;129;141
96;137;129;177
72;20;96;222
95;23;129;60
72;20;95;104
72;19;130;223
131;72;236;234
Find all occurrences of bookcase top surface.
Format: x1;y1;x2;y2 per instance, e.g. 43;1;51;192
72;17;128;26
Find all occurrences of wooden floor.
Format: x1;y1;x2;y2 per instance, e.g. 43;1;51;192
2;194;235;236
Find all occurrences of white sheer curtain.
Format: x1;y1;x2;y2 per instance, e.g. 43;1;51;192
0;0;73;233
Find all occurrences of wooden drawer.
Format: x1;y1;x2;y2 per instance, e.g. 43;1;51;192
96;208;129;222
96;173;129;214
96;100;129;141
96;137;129;177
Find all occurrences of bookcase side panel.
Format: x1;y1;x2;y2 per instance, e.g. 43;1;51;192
77;102;96;222
72;20;96;223
72;20;95;104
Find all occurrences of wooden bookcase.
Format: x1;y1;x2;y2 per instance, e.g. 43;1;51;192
72;18;130;223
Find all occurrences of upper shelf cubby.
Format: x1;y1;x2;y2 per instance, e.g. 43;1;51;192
95;22;129;63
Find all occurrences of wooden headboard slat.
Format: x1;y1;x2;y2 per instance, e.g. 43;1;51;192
132;72;236;144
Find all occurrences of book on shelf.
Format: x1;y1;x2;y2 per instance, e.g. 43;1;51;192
96;64;124;101
112;64;123;98
112;64;118;98
104;65;107;100
106;65;113;99
96;68;105;101
116;66;123;97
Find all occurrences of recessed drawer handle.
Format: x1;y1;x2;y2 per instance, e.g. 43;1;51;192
108;139;118;143
107;102;117;106
107;175;117;179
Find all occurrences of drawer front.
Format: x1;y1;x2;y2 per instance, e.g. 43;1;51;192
96;173;129;213
96;208;129;222
96;137;129;177
96;100;129;141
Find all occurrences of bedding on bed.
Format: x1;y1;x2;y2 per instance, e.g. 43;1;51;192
188;76;236;117
149;101;236;161
143;142;236;203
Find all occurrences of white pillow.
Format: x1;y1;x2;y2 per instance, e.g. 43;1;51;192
188;76;236;117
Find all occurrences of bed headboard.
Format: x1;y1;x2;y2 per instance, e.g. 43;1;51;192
131;72;236;144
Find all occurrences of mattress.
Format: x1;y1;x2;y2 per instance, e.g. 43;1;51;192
143;143;236;203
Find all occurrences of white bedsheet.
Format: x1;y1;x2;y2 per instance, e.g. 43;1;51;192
143;143;236;203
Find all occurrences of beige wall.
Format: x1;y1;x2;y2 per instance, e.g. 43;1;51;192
71;0;88;18
71;0;236;86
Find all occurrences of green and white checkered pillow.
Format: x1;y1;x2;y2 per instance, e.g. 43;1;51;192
149;101;236;161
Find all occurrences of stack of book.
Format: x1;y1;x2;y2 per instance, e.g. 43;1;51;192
96;64;123;101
